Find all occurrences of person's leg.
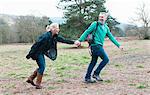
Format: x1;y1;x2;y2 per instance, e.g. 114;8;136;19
35;53;45;89
36;54;46;75
84;46;99;83
93;47;109;81
26;68;38;86
85;55;98;79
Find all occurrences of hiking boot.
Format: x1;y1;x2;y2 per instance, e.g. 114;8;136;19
92;74;103;81
26;79;36;86
26;69;38;86
84;78;96;83
35;73;43;89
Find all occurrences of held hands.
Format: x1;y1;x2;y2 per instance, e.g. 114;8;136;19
119;45;124;51
74;40;81;47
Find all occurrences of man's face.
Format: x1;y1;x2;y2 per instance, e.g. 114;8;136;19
98;14;107;24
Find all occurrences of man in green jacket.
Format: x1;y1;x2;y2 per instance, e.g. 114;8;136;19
75;12;123;83
26;23;75;89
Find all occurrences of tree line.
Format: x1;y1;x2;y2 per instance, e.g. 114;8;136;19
0;16;50;44
0;0;149;44
1;0;117;44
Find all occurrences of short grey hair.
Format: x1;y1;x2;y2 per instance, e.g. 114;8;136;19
99;12;109;18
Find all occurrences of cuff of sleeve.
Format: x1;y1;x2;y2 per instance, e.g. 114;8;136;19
78;39;82;42
117;44;120;48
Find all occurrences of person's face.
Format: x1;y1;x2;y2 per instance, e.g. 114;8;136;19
51;26;60;35
98;15;107;24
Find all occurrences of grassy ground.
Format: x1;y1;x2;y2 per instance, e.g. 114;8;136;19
0;39;150;95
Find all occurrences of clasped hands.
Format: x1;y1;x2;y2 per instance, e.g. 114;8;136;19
74;40;81;47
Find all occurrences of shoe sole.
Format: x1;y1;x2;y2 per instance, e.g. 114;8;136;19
92;76;103;81
83;80;96;83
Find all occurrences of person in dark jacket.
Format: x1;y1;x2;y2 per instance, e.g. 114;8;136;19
26;23;75;89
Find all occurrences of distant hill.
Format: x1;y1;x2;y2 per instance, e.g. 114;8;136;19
49;17;66;24
114;23;137;36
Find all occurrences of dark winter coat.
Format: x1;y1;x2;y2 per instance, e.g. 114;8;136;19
26;31;74;60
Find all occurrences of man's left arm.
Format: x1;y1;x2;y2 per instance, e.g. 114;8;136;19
106;27;120;48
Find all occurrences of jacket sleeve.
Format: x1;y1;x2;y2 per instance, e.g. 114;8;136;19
106;26;120;48
57;35;74;44
78;21;97;42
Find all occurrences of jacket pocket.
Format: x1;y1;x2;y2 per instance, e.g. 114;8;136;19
45;48;57;61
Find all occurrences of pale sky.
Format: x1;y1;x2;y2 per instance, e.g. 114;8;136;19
105;0;150;24
0;0;62;17
0;0;150;24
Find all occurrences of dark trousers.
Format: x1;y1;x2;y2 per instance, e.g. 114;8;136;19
85;45;109;79
36;53;46;75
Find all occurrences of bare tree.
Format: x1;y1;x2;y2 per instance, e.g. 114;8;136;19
136;2;150;27
0;18;10;44
15;16;50;43
131;2;150;39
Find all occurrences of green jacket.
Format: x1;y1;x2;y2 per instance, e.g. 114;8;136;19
78;21;120;47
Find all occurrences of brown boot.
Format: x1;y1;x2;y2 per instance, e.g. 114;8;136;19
26;69;38;86
35;73;43;89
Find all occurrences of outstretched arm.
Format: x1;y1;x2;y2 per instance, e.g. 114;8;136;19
106;27;120;48
74;21;98;47
107;31;124;50
78;21;97;42
57;35;74;44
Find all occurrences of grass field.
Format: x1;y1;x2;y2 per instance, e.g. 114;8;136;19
0;39;150;95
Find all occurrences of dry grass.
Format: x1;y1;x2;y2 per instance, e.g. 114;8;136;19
0;39;150;95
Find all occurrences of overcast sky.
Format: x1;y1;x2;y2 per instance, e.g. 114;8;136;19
105;0;150;24
0;0;150;24
0;0;62;17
